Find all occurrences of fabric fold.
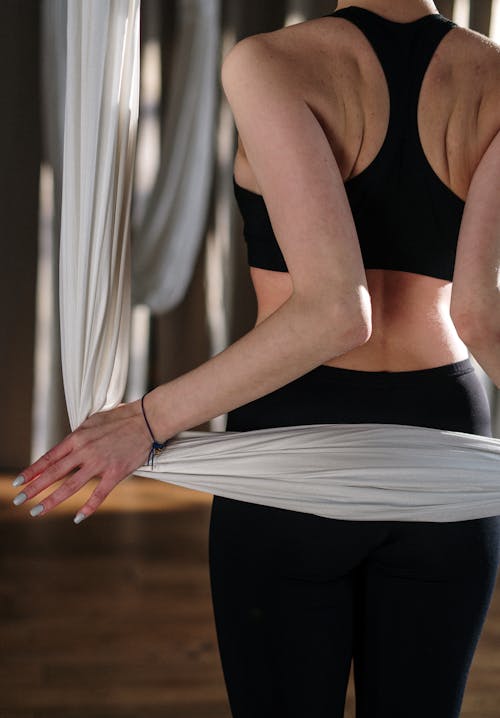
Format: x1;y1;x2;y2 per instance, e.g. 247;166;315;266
132;422;500;522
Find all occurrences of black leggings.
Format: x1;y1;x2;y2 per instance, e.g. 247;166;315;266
208;357;500;717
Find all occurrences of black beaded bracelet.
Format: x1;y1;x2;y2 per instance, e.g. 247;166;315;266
141;392;169;469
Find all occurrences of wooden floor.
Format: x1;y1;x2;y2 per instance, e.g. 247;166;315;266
1;473;499;718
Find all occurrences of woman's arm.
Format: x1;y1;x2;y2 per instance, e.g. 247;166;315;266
144;292;371;442
14;288;369;523
461;336;500;389
144;35;373;440
450;127;500;389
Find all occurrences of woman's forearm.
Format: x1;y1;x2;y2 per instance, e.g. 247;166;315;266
143;291;371;441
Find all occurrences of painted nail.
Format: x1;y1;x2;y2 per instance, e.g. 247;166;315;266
12;492;27;506
73;512;86;524
12;475;25;487
29;504;44;517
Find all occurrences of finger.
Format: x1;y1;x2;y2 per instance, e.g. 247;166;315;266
27;467;98;518
13;451;86;505
73;477;118;523
17;436;74;484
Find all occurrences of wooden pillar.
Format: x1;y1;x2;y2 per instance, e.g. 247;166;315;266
436;0;455;20
469;0;492;33
0;1;40;471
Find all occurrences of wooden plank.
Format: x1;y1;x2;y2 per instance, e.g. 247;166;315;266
2;473;499;716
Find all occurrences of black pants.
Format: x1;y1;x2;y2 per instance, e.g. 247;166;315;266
208;357;500;717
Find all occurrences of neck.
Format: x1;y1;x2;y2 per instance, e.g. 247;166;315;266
335;0;439;19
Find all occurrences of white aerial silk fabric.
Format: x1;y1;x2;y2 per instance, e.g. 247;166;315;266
60;0;140;428
40;0;220;450
58;0;500;524
132;423;500;522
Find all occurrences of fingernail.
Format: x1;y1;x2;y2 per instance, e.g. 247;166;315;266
13;492;27;506
73;512;86;524
12;475;25;487
29;504;44;517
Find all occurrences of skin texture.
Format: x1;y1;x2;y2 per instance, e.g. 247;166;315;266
12;0;500;523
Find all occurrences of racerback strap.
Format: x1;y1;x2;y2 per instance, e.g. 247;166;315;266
322;7;458;159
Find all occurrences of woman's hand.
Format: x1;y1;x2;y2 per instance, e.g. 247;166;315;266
11;399;155;524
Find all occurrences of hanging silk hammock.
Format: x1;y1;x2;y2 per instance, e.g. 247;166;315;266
59;0;500;524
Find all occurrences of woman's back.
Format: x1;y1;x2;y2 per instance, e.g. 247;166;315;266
233;4;500;371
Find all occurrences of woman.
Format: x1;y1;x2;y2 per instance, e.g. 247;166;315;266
211;1;500;716
12;0;500;716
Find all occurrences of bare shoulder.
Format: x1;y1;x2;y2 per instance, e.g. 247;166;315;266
222;22;346;170
222;29;302;94
440;24;500;93
222;17;359;115
458;22;500;56
225;17;500;97
453;26;500;136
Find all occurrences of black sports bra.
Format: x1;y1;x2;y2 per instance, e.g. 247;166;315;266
232;5;465;281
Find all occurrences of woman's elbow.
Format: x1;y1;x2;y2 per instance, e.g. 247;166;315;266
293;287;372;352
334;291;373;348
345;314;373;349
315;302;372;358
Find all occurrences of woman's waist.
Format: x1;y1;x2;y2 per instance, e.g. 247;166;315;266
225;353;489;437
318;324;470;372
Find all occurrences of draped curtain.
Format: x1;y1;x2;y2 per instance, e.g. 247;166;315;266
131;0;221;314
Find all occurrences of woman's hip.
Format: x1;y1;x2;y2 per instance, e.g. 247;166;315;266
225;356;492;437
